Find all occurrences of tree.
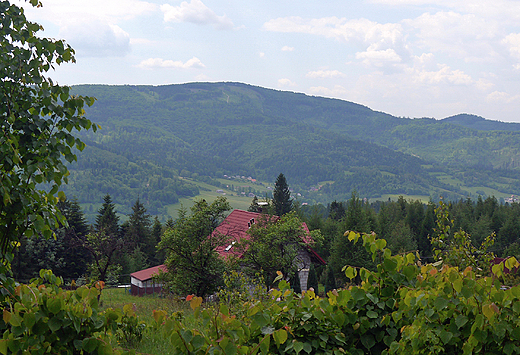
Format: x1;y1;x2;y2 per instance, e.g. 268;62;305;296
237;211;312;287
248;196;261;213
151;216;165;264
126;198;155;262
273;173;292;216
95;194;119;237
324;265;336;294
0;0;96;257
158;197;231;297
84;194;123;282
307;263;319;293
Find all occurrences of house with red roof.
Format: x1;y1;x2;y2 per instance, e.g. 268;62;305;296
213;209;326;292
130;209;326;295
130;264;167;296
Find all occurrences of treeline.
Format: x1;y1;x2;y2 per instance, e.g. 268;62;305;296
13;189;520;291
299;193;520;287
12;195;167;285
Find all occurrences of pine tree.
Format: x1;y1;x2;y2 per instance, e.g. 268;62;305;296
273;173;292;216
151;217;165;264
95;194;119;237
127;198;152;250
291;271;301;293
325;265;336;294
248;196;260;213
307;263;319;293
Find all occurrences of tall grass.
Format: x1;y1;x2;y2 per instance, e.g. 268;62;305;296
99;287;199;354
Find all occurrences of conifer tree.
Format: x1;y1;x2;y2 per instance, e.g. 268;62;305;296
248;196;261;213
273;173;292;216
325;265;336;294
307;263;319;293
127;198;152;251
95;194;119;237
291;271;301;293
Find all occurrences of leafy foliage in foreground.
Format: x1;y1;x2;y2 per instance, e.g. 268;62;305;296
0;269;132;354
151;225;520;354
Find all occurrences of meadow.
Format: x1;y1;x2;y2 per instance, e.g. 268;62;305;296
100;288;195;354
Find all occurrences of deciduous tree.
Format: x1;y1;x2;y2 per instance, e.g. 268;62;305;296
158;197;231;297
0;0;96;257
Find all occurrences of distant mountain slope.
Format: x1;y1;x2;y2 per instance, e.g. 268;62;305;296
442;114;520;132
65;82;520;215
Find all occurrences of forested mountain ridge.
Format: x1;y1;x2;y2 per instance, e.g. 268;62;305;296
65;82;520;217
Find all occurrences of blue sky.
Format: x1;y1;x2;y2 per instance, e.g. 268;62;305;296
20;0;520;122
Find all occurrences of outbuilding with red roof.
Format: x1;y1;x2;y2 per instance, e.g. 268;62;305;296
130;264;167;296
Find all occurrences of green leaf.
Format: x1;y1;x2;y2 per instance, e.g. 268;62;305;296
273;329;288;345
23;312;36;330
366;310;378;319
191;335;205;350
434;297;449;311
293;341;304;354
360;334;376;349
97;341;113;355
439;330;453;344
47;298;62;314
259;335;270;355
455;314;468;329
344;266;357;280
0;340;7;355
9;314;22;327
82;337;99;352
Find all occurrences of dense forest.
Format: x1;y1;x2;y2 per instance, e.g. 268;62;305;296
58;82;520;220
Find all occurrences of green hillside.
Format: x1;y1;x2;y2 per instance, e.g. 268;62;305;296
64;82;520;218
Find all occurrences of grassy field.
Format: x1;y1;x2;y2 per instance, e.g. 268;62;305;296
165;177;273;219
100;287;196;354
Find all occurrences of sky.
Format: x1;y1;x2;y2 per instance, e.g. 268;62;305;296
19;0;520;122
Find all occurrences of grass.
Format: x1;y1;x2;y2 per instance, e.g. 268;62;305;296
164;177;273;219
99;287;197;354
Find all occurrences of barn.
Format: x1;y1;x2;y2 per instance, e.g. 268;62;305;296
130;264;167;296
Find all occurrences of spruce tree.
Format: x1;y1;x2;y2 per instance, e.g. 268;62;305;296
248;196;260;213
273;173;292;216
291;271;301;293
95;194;119;237
127;198;152;250
325;265;336;294
307;263;319;293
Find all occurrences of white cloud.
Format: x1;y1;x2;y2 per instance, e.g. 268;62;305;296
411;64;473;85
502;33;520;60
137;57;206;69
61;20;130;57
278;78;297;87
20;0;156;58
405;11;499;59
21;0;157;24
306;70;346;78
264;17;404;47
161;0;233;30
487;91;520;104
281;46;294;51
264;16;410;69
356;48;402;68
259;52;265;57
369;0;520;24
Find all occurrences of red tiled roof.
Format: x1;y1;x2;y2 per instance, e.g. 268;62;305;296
130;264;167;281
213;210;326;265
